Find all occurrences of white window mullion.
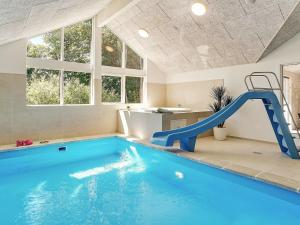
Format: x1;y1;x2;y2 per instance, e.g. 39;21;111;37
121;75;126;104
60;28;64;105
121;42;126;69
121;41;126;104
143;57;148;104
60;70;64;105
142;76;147;105
61;27;64;61
90;17;96;105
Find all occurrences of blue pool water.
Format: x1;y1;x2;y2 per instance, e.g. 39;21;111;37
0;137;300;225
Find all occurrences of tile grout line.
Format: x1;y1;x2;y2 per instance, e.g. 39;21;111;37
254;171;265;179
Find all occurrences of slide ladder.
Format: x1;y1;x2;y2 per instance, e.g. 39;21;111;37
151;72;300;159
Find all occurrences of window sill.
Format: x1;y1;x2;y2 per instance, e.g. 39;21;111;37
101;102;144;105
27;104;94;107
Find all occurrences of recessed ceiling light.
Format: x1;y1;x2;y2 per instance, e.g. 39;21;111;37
105;46;114;52
191;1;206;16
138;29;149;38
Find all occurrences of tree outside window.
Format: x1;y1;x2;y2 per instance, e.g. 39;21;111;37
64;20;92;63
26;68;60;105
102;26;123;67
125;77;143;103
64;71;91;104
26;21;146;105
126;46;143;70
102;76;121;103
26;20;92;105
27;30;61;60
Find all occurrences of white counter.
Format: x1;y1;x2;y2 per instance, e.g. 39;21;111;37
118;109;212;140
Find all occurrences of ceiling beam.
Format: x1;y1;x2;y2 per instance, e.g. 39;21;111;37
96;0;141;27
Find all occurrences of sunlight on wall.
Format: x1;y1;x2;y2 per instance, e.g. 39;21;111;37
119;110;129;135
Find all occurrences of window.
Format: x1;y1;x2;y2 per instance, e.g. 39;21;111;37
27;30;61;60
26;20;92;105
64;20;92;63
102;76;121;103
101;75;144;104
26;18;146;106
27;19;92;63
64;71;91;104
100;27;145;104
125;77;143;103
102;26;122;67
126;46;143;70
26;68;60;105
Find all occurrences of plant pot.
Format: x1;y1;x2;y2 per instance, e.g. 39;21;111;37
213;127;227;141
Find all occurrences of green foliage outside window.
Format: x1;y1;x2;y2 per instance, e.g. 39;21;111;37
27;30;61;60
64;71;91;104
125;77;142;103
26;20;92;105
26;68;60;105
102;76;121;103
102;26;122;67
126;46;143;70
26;21;145;105
64;20;92;63
27;20;92;63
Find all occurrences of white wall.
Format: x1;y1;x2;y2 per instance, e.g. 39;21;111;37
0;39;26;74
0;37;168;144
147;60;167;84
166;32;300;142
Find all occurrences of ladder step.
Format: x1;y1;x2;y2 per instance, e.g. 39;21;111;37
273;114;278;123
282;139;288;148
277;126;283;135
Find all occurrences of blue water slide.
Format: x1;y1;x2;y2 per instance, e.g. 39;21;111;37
151;91;300;159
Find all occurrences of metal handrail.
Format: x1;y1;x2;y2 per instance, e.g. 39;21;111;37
244;72;300;139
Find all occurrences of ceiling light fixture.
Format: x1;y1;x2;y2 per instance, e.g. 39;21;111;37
191;1;206;16
138;29;149;38
105;46;114;52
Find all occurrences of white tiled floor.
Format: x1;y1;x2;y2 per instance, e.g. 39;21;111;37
175;137;300;192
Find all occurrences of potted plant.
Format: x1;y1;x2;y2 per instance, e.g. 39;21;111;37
209;86;233;141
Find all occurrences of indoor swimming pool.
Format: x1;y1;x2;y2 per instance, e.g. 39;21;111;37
0;137;299;225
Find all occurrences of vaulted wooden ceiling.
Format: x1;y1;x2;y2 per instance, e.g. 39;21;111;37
107;0;300;74
0;0;300;75
0;0;112;44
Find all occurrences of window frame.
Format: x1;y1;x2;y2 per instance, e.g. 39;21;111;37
100;71;146;105
26;19;94;106
26;68;61;105
100;27;147;105
25;19;147;106
125;45;144;70
101;74;123;104
125;75;144;104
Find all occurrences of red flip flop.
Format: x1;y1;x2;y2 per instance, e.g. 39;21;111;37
24;140;33;146
16;140;24;147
